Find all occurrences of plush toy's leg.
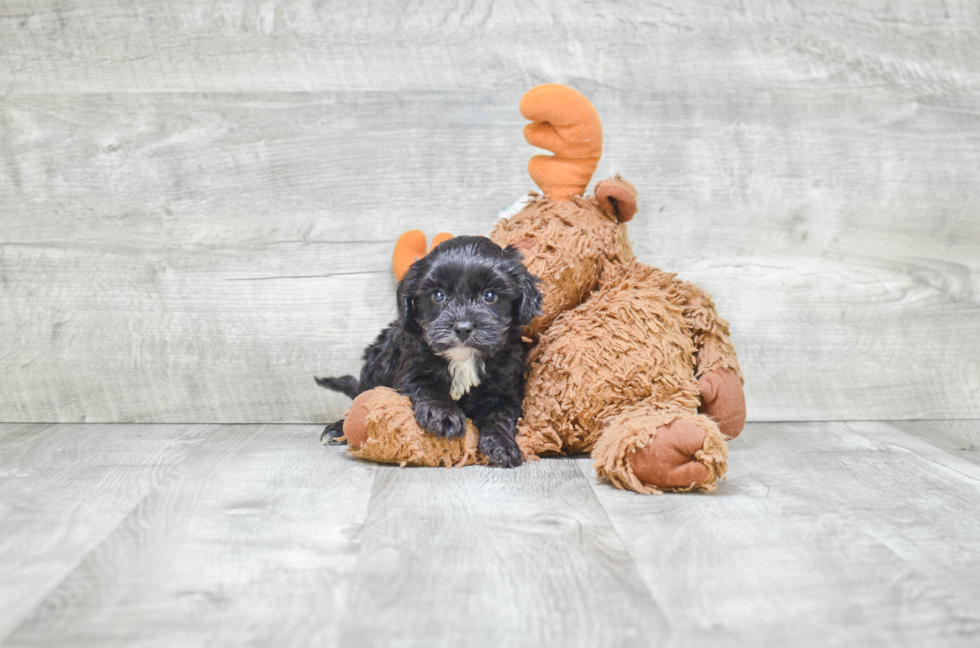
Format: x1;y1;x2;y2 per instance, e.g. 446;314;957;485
340;387;487;468
698;368;746;440
592;406;727;494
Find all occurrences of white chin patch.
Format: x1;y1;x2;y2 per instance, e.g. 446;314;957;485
441;346;484;400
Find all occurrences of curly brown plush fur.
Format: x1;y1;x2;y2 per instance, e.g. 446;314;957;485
489;189;743;492
491;195;633;340
322;84;746;494
337;186;745;494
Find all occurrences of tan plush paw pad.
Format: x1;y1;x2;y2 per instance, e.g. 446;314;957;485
342;390;375;450
698;369;747;440
630;419;710;489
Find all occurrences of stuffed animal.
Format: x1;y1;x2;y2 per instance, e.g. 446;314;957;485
335;84;746;494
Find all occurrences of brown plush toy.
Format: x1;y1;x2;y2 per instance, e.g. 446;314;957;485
338;84;746;494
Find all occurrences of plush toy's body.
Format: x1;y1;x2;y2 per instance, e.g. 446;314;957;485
490;188;742;493
334;85;746;494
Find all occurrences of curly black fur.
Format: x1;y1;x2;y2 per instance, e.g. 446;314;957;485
316;236;542;468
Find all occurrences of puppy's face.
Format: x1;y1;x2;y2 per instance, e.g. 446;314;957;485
398;236;542;359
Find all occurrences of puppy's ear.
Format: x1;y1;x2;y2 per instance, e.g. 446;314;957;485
503;245;543;327
396;263;421;334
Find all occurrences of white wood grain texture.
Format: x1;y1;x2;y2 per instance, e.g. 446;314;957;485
2;246;976;422
890;420;980;466
1;1;978;93
578;421;980;647
0;242;395;423
2;1;979;424
0;93;531;247
0;422;216;643
0;422;58;443
847;420;980;488
1;90;978;422
338;461;669;648
4;421;980;646
693;255;980;421
2;425;377;648
3;89;979;262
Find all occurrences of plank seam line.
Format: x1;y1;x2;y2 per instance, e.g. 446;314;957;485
225;271;385;281
0;423;222;647
332;455;381;642
843;422;980;486
572;457;676;637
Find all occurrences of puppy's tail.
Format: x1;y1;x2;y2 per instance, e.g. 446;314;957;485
314;375;359;400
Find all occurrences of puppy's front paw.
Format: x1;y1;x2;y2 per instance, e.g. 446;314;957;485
478;433;523;468
320;419;347;445
414;401;467;438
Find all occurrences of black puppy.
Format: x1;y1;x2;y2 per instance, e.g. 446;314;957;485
316;236;542;468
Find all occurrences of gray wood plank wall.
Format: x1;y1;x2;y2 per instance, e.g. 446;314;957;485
1;1;978;423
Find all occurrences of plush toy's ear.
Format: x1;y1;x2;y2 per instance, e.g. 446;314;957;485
429;232;453;252
392;230;427;281
393;230;453;281
503;245;543;327
595;176;638;223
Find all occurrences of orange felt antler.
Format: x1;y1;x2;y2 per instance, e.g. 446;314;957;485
429;232;453;252
392;230;453;281
392;230;426;281
520;84;603;202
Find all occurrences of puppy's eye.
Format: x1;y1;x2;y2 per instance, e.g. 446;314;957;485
432;290;446;303
482;290;497;304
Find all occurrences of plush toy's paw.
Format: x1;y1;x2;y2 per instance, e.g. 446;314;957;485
342;387;487;468
592;408;727;494
698;369;747;440
414;400;467;439
342;391;374;450
320;420;346;445
478;432;523;468
630;419;712;489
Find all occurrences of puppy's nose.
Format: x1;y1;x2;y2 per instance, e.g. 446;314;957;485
453;321;474;341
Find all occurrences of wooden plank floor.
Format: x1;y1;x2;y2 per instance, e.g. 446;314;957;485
2;421;979;647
